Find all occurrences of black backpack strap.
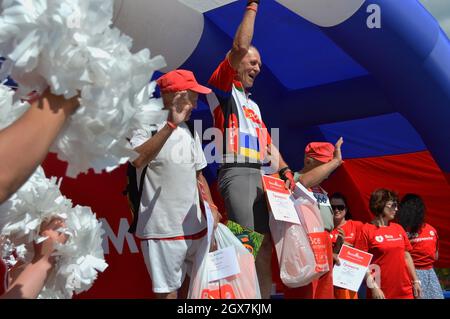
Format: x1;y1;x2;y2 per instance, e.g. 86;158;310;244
128;165;147;234
137;165;148;206
128;129;156;234
186;120;195;138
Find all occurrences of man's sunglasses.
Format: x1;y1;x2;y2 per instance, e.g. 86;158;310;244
331;205;346;211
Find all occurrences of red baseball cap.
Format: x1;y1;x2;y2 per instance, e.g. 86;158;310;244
156;69;211;94
305;142;335;163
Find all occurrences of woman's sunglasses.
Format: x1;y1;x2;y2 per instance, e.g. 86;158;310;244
331;205;346;211
385;202;398;210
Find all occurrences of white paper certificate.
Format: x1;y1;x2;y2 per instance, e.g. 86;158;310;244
333;245;373;292
207;246;240;282
262;175;301;224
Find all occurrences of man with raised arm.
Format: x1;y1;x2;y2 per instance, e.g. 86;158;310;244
206;0;296;298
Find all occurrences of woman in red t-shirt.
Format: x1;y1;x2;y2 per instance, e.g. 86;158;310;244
396;194;444;299
354;189;422;299
330;192;364;299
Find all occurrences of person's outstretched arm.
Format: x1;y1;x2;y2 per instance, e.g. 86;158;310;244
197;171;222;228
0;91;78;204
228;1;259;69
132;91;193;169
298;137;344;188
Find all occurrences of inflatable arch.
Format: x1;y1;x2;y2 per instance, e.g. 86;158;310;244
113;0;450;181
1;0;449;297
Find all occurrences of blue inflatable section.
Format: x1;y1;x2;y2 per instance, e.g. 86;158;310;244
181;0;450;175
321;0;450;172
3;1;447;176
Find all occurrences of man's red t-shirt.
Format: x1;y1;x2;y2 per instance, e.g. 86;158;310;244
354;222;414;299
208;58;271;164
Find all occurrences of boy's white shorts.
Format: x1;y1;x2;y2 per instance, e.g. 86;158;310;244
140;233;207;294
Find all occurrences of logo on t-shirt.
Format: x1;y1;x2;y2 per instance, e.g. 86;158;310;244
375;235;384;243
407;232;419;239
243;106;262;125
430;230;435;236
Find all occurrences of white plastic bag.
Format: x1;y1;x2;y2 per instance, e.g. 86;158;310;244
294;195;330;275
188;223;261;299
269;215;319;288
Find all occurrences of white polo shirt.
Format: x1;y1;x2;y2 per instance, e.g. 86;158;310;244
130;121;207;239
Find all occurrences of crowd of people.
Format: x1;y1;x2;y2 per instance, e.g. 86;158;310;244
0;0;445;299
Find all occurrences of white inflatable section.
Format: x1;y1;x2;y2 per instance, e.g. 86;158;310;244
179;0;238;13
276;0;366;27
113;0;204;72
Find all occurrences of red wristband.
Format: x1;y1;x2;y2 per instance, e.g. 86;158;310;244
246;6;257;13
284;170;294;179
166;121;177;130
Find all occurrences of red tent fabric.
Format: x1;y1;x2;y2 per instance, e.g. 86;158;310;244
42;154;153;298
322;151;450;267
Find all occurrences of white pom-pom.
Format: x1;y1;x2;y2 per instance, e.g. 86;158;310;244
0;0;167;177
0;166;108;298
38;205;108;299
0;83;30;130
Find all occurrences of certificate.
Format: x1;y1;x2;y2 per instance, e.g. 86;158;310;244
333;245;373;292
207;246;240;282
262;175;301;224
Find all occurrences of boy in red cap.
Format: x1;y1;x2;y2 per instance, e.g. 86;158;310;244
284;137;344;299
129;69;221;299
296;138;343;231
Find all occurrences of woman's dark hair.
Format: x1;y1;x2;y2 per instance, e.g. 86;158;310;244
330;192;352;220
369;188;398;216
397;193;425;234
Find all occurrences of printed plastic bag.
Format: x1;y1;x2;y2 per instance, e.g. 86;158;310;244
188;223;261;299
294;195;330;275
269;214;320;288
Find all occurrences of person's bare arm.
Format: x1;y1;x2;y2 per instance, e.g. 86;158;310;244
1;218;67;299
365;269;385;299
267;143;295;191
405;251;422;298
0;90;78;204
298;137;344;188
132;91;192;169
267;143;288;172
132;125;174;169
228;1;259;69
197;171;222;227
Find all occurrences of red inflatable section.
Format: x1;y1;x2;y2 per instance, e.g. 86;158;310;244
42;154;153;298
